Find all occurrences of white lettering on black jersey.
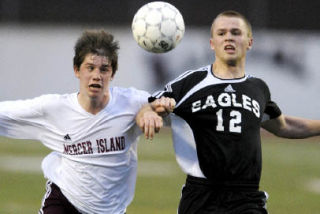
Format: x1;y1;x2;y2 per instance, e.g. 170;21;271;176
191;93;260;118
151;65;281;185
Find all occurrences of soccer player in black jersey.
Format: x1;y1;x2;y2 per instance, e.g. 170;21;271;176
137;10;320;214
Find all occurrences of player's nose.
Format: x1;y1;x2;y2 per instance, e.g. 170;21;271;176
92;69;102;80
226;32;236;41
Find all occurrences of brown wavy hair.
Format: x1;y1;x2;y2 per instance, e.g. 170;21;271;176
73;30;120;77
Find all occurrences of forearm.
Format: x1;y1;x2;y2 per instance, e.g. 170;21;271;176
273;115;320;139
136;104;163;139
284;116;320;138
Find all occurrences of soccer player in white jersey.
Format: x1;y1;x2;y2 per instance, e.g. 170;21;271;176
139;10;320;214
0;30;164;214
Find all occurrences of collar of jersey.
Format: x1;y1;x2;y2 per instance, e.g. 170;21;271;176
72;89;113;116
210;64;249;83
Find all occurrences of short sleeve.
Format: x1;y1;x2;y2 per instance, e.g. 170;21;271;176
262;100;282;122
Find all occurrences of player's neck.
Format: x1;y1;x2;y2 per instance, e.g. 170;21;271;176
77;93;109;115
212;60;245;79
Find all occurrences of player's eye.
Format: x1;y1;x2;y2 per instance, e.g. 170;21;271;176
100;68;107;73
231;29;241;36
217;31;225;36
87;65;95;71
100;65;111;73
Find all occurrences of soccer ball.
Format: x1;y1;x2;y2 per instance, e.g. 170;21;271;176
131;1;185;53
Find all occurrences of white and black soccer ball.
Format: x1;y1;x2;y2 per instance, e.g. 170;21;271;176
131;1;185;53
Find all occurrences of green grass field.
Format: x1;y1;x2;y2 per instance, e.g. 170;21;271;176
0;129;320;214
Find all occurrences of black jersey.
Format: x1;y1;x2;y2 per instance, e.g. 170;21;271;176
150;65;281;186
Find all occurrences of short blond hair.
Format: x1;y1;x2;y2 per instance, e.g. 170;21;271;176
210;10;252;38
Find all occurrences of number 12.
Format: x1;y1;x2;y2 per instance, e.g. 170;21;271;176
216;109;242;133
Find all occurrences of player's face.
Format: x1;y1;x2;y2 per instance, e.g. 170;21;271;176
74;53;113;100
210;16;252;65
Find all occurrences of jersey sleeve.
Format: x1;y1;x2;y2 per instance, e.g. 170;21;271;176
265;100;282;118
134;88;150;108
148;80;182;103
149;69;208;104
260;79;282;121
121;87;151;138
0;96;46;140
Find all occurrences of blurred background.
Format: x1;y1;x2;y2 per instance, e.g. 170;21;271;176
0;0;320;117
0;0;320;213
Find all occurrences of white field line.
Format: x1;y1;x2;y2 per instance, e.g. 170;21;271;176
0;155;180;177
305;178;320;194
0;155;43;173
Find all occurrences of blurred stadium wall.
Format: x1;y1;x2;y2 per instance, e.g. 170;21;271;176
0;0;319;118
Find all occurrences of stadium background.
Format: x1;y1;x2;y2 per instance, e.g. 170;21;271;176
0;0;320;213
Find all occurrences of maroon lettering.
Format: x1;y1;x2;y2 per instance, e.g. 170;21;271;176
72;144;77;155
81;142;88;154
64;137;124;155
77;143;83;155
121;136;125;150
110;139;116;151
109;138;114;152
97;139;104;153
86;141;93;154
115;137;121;151
63;141;93;155
63;144;71;154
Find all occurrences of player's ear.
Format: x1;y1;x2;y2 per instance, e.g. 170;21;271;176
210;38;215;51
74;66;80;78
247;37;253;50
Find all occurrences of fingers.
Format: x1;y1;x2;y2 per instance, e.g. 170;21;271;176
150;99;162;112
146;119;154;140
154;106;166;113
139;112;163;140
151;97;176;115
147;115;163;140
137;117;146;133
167;98;176;112
154;115;163;133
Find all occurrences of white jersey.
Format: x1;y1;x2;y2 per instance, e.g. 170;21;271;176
0;87;149;214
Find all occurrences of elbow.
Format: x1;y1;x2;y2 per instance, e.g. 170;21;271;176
271;129;290;138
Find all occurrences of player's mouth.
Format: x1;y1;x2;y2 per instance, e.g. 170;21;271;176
224;45;235;53
89;84;102;90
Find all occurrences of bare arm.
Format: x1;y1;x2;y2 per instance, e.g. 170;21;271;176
136;104;163;140
261;114;320;139
136;97;176;139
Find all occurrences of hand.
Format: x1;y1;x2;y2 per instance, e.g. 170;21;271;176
136;105;163;140
151;97;176;116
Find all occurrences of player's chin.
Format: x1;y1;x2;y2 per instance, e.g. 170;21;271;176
88;90;102;98
88;87;102;94
225;58;237;66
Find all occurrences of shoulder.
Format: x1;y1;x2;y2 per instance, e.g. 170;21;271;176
181;65;210;78
7;94;67;106
33;93;76;112
37;93;74;104
111;87;150;105
37;93;68;100
165;65;211;94
246;75;270;89
111;87;150;98
170;65;210;85
151;65;211;101
245;75;272;100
